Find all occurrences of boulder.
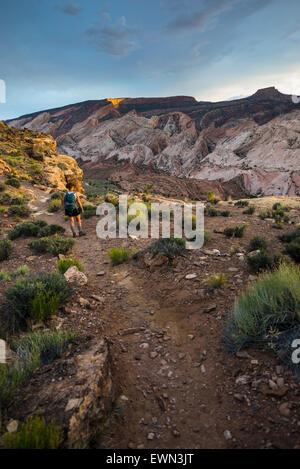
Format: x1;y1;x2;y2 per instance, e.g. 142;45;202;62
64;266;88;286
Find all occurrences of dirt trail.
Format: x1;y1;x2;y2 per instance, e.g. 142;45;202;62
28;193;300;450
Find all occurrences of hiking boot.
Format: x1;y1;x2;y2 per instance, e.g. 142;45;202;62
72;233;77;238
79;231;86;237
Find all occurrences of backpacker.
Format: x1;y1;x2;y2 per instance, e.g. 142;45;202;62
64;191;78;211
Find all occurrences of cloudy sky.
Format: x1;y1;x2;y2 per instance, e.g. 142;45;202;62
1;0;300;119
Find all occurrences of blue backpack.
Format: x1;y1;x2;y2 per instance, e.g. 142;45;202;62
64;191;77;211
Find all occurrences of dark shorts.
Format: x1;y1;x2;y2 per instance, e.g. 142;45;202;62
65;207;81;217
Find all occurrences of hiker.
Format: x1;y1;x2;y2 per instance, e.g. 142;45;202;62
64;183;86;238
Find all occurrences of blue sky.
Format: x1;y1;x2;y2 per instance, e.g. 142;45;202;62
1;0;300;119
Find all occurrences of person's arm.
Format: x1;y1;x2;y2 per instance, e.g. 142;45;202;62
76;193;84;213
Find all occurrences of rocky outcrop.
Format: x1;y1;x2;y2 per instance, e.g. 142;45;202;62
0;122;83;191
6;339;115;449
6;87;300;196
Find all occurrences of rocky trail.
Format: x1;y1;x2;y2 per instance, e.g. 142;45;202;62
2;191;300;449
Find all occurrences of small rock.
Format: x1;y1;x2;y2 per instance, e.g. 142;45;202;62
79;298;90;308
248;250;261;258
186;274;197;280
65;398;83;412
224;430;232;440
235;375;250;385
173;429;180;437
140;343;150;350
147;432;155;440
97;271;106;276
236;351;252;359
7;420;18;433
150;351;158;359
279;403;291;417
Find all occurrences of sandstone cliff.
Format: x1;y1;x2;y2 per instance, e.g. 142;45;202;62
0;122;83;191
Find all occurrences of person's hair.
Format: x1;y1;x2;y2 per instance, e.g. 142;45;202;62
66;182;74;191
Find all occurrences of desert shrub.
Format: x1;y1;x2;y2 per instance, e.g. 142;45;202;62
220;210;231;217
284;239;300;263
15;265;30;277
0;182;5;192
279;227;300;244
150;237;186;262
108;247;131;266
83;204;97;218
29;235;74;256
0;272;11;282
0;208;5;213
39;224;65;237
273;220;284;230
206;208;219;217
3;272;73;330
8;220;46;240
48;198;62;213
248;236;268;252
0;240;12;261
204;231;211;244
224;263;300;351
57;257;83;274
229;243;242;255
0;192;12;205
204;273;227;289
50;191;64;200
224;223;248;238
247;251;281;273
235;200;249;208
8;204;30;217
2;416;61;449
243;206;256;215
5;176;20;188
13;329;77;367
10;196;23;206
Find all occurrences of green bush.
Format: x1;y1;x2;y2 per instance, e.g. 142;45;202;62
2;416;61;449
150;237;186;262
3;272;73;330
248;236;268;252
48;198;62;213
284;239;300;263
224;223;248;238
8;221;45;240
0;192;12;205
57;257;83;274
0;182;5;192
39;224;65;237
225;263;300;350
0;240;12;261
5;177;20;188
243;206;256;215
204;272;227;289
220;210;231;217
206;208;219;217
108;247;131;266
279;227;300;244
235;200;249;208
0;271;11;282
247;251;281;274
29;235;74;256
8;204;30;218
